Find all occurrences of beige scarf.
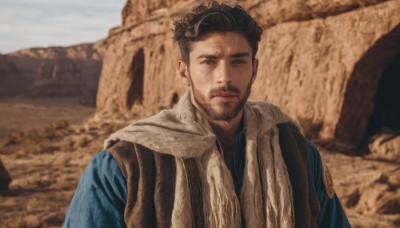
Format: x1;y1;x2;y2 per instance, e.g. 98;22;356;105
105;92;296;227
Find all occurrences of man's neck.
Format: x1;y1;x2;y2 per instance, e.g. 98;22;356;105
206;111;243;174
207;111;243;145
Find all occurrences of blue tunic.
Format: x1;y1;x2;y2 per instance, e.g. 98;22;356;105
64;129;350;227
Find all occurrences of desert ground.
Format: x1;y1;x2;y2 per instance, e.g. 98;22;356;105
0;98;399;227
0;98;95;137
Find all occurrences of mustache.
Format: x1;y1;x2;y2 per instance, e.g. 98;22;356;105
209;84;241;97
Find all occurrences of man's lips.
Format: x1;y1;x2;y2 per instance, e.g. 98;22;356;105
212;92;239;98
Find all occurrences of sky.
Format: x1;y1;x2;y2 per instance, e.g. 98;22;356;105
0;0;125;54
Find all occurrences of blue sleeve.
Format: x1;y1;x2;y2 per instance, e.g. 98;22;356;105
64;150;127;228
307;141;351;228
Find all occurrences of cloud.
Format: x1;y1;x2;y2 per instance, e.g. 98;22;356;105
0;0;125;53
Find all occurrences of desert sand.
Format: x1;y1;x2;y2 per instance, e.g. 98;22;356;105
0;98;399;227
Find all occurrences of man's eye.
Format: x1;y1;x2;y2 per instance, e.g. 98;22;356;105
200;59;215;65
232;59;246;65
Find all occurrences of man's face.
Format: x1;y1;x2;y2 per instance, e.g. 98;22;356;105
179;32;258;121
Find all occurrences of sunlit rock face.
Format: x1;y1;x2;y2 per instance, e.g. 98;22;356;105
97;0;400;152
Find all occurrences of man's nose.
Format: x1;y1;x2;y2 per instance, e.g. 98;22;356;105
216;62;233;84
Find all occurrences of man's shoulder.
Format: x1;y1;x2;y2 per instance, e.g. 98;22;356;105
245;100;298;129
106;139;176;170
246;100;282;112
106;140;155;160
106;140;135;154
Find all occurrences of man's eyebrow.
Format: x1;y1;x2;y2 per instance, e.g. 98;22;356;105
197;54;219;59
197;52;250;59
230;52;250;58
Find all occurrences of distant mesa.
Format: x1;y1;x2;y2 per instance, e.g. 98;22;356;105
1;42;105;106
0;54;29;97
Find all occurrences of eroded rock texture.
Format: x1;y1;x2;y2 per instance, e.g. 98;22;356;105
97;0;400;151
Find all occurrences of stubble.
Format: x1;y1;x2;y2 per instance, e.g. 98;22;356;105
190;74;252;121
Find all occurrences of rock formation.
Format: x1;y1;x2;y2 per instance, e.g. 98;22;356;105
96;0;400;153
7;42;104;80
4;43;104;106
369;133;400;160
0;54;28;97
36;58;82;82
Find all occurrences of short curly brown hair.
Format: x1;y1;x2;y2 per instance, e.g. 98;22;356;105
173;1;263;63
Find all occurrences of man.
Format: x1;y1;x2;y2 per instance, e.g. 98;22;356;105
64;1;350;227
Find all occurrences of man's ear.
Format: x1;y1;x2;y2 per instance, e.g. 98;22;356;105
251;58;259;84
178;60;190;87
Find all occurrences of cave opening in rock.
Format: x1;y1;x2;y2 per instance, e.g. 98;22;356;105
360;55;400;149
334;25;400;154
126;48;145;108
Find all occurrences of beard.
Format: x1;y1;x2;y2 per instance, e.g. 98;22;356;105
190;76;252;121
